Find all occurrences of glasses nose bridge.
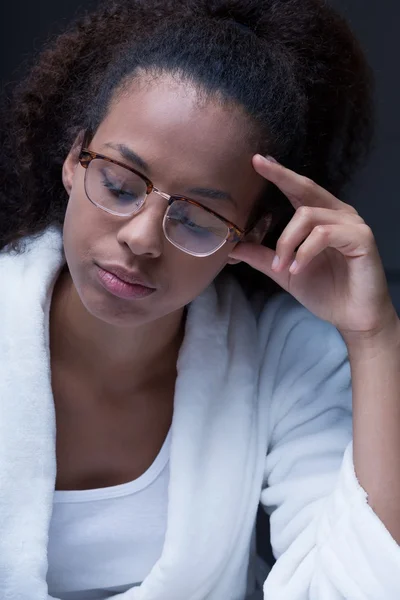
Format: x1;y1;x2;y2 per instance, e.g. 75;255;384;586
133;185;172;221
149;186;172;204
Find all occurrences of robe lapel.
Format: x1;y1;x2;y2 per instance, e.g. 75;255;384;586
0;226;65;599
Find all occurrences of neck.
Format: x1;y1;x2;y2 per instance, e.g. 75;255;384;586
50;267;185;395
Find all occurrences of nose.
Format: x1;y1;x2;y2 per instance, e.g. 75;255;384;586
116;193;166;258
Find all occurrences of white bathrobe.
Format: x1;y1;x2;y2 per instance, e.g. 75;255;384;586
0;225;399;600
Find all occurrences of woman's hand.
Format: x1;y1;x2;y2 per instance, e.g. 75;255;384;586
229;155;398;341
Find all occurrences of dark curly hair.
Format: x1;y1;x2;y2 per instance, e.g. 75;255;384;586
0;0;374;293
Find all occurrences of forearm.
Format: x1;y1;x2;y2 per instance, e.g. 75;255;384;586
343;315;400;543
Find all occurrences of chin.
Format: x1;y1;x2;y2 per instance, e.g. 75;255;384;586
84;286;159;327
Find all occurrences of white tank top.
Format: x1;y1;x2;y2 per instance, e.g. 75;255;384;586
47;427;172;600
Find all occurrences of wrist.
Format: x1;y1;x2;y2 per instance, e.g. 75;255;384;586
340;309;400;361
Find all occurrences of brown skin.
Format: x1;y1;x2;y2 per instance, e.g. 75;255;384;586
54;76;268;394
50;76;269;489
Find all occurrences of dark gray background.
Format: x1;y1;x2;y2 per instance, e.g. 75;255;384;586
330;0;400;311
1;0;399;310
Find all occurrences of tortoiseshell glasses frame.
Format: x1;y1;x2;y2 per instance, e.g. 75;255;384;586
78;145;246;256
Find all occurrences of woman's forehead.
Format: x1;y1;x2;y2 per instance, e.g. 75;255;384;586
104;77;253;157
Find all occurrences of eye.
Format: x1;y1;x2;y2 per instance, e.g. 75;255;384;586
101;173;139;202
168;204;220;237
179;215;212;235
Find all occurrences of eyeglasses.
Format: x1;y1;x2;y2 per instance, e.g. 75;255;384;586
78;148;246;257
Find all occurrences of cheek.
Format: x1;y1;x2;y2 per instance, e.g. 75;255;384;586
165;246;230;304
63;194;88;266
61;188;105;300
65;164;102;227
63;172;110;264
62;197;80;267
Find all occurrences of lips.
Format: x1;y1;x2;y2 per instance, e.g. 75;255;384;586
95;264;156;300
97;263;156;289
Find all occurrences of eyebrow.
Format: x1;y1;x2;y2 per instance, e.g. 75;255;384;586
104;142;150;173
185;187;237;208
104;142;237;208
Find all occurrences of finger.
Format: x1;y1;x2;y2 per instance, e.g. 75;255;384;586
275;206;364;272
289;223;376;274
252;154;358;213
228;242;291;289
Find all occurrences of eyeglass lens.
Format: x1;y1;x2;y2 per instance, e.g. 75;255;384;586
85;158;229;255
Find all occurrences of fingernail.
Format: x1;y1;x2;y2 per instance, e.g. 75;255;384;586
272;255;280;270
289;260;298;274
265;155;279;164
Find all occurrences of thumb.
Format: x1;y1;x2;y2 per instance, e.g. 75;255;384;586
229;242;287;286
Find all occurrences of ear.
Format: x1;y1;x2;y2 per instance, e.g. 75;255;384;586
62;130;86;195
227;213;273;265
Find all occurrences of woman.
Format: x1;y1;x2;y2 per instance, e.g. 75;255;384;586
0;0;399;599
